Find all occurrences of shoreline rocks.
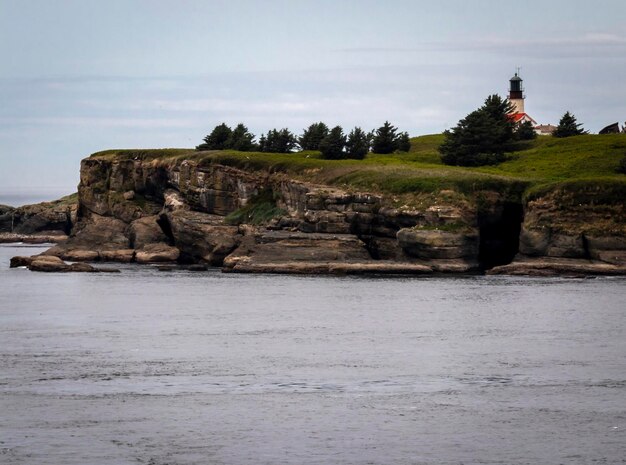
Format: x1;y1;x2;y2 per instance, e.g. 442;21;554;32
10;255;120;273
135;243;180;263
488;256;626;277
0;232;68;244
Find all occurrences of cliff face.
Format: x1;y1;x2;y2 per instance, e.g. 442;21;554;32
40;154;626;275
43;156;487;273
489;183;626;275
520;200;626;263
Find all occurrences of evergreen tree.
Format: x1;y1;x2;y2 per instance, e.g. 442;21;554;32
439;94;516;166
227;123;256;151
319;126;346;160
553;111;587;138
263;129;278;152
261;130;272;152
481;94;516;145
515;120;537;140
395;131;411;152
372;121;398;154
258;133;267;152
264;128;297;153
277;128;298;153
483;95;516;125
196;123;232;150
345;127;370;160
298;122;329;150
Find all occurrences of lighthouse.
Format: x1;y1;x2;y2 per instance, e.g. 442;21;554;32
507;70;537;127
506;71;556;135
509;72;525;113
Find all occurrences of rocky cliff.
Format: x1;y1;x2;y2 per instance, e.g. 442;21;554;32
0;196;77;243
40;155;487;273
25;152;626;276
490;182;626;275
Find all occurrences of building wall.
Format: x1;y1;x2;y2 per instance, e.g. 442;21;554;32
511;98;525;113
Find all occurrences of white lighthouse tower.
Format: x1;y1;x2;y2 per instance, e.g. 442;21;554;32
507;70;537;126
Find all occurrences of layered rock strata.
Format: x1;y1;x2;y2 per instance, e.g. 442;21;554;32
36;156;481;273
9;153;624;276
494;185;626;275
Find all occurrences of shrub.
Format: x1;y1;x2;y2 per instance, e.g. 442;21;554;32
553;111;587;138
516;120;537;140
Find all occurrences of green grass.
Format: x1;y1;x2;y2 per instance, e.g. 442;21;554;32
225;190;286;225
90;148;196;161
477;135;626;180
89;134;626;203
24;192;78;208
524;178;626;205
54;192;78;205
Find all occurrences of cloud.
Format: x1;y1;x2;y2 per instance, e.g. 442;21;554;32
337;32;626;58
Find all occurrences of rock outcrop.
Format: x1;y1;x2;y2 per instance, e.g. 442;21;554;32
501;184;626;275
163;209;239;265
10;255;119;273
135;243;180;264
0;196;77;243
9;151;623;276
36;155;483;274
489;257;626;277
43;215;132;261
397;229;478;259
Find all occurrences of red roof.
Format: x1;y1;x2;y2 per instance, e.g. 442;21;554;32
508;112;526;122
507;112;537;125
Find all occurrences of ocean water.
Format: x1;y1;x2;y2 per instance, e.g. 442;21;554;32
1;243;625;465
0;191;72;208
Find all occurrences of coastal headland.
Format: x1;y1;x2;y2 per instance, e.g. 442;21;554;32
3;134;626;276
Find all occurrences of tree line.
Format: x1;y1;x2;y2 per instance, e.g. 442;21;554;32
439;95;589;167
196;121;411;159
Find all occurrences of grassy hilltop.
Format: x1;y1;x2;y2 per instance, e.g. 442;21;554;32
91;133;626;205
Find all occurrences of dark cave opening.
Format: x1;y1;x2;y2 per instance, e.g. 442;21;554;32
478;202;524;270
156;213;175;246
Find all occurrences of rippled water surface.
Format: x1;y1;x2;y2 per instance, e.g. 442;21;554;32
1;244;625;464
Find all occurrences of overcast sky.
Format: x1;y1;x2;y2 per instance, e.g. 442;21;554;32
1;0;625;198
